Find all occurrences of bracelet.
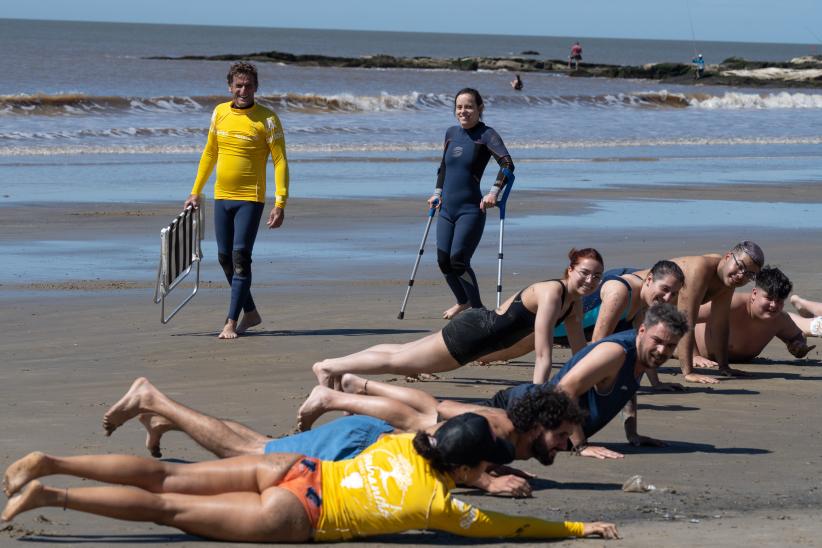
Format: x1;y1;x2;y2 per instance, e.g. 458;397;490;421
433;189;442;197
487;187;500;198
571;443;589;456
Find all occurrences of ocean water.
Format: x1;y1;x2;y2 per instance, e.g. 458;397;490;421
0;19;820;286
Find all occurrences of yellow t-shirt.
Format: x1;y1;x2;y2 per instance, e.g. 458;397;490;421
315;433;585;541
190;101;289;207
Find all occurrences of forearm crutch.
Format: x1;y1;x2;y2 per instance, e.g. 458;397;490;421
398;201;439;319
496;170;515;308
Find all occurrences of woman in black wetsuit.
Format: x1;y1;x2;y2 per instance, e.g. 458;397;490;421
313;248;603;387
428;88;515;319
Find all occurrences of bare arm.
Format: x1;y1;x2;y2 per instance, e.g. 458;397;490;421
778;313;816;358
707;288;745;376
555;343;627;459
532;287;562;384
623;395;666;447
591;282;630;341
675;262;719;384
563;301;588;354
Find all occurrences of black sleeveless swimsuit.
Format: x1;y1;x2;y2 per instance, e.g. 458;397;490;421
441;279;574;365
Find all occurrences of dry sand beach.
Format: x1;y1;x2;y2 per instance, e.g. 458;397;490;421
2;184;822;546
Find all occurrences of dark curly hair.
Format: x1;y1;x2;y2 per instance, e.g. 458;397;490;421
506;385;585;432
754;266;792;300
227;62;258;88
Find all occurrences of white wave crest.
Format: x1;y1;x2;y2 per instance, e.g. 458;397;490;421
689;92;822;110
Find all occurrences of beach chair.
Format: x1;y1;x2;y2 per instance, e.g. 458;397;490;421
153;204;205;323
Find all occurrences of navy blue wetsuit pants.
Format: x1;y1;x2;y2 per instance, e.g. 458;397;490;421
436;208;486;308
214;199;265;322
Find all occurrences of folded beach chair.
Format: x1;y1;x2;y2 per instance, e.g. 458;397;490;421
153;204;205;323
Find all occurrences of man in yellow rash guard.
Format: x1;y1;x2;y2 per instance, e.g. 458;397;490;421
184;62;289;339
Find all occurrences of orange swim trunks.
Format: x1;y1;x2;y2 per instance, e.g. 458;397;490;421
278;456;323;527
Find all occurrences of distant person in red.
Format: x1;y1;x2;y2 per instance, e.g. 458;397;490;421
569;42;583;70
510;74;523;91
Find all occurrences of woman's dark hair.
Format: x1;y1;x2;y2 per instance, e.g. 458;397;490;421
227;62;259;88
649;260;685;285
412;413;515;473
454;88;484;118
507;385;585;432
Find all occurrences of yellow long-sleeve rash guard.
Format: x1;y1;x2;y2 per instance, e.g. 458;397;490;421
315;434;585;541
190;102;289;207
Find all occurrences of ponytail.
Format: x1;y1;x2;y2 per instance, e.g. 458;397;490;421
413;431;449;473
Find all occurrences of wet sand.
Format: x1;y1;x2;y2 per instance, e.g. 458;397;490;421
2;186;822;546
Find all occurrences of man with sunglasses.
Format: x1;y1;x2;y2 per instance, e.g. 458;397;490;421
648;241;764;385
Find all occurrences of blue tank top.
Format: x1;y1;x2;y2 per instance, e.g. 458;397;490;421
436;122;512;216
551;329;641;437
554;267;640;338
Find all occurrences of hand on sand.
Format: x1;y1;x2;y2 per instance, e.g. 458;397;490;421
583;521;620;539
693;355;719;369
684;373;720;384
486;474;532;498
577;445;624;459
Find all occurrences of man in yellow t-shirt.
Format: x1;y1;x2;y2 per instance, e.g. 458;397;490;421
184;62;289;339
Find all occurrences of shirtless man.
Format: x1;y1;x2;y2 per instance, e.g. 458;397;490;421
661;241;764;384
694;266;815;364
101;378;583;498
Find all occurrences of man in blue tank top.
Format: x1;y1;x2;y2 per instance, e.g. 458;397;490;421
472;303;689;460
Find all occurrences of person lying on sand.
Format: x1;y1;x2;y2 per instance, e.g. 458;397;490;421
2;414;619;541
102;377;583;498
693;266;815;364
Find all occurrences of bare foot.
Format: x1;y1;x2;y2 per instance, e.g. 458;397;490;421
312;361;337;389
442;303;469;320
4;452;47;497
791;295;815;318
236;309;262;334
102;377;155;436
340;373;367;394
138;414;174;458
218;319;239;339
2;480;46;522
296;385;332;431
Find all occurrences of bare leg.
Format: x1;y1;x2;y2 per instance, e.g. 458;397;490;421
104;378;268;457
137;414;268;459
296;384;435;432
788;312;822;337
4;451;301;497
236;309;262;334
442;302;469;320
2;480;310;542
791;295;822;318
341;374;439;417
312;332;459;388
218;318;239;339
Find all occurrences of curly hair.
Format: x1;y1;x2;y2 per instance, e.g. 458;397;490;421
506;385;585;432
227;62;258;88
754;266;792;300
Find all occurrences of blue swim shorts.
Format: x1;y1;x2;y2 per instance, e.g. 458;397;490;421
264;415;394;461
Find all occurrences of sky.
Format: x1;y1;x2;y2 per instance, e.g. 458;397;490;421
2;0;820;44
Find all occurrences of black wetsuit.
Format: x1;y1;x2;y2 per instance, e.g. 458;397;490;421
435;122;513;308
441;280;573;365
